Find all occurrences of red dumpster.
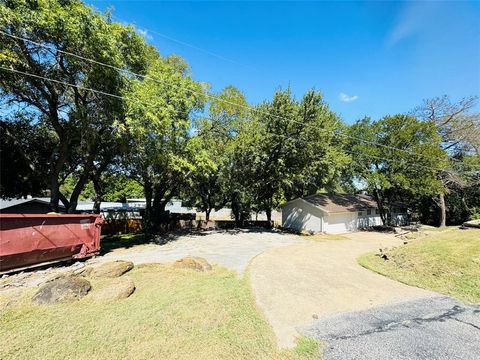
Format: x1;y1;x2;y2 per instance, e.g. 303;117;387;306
0;214;103;273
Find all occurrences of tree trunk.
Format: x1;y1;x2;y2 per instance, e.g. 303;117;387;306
205;208;211;222
67;172;90;214
92;177;103;214
49;174;61;213
144;179;153;235
438;192;446;227
58;192;70;210
231;192;241;227
372;189;386;225
265;207;272;225
49;148;68;212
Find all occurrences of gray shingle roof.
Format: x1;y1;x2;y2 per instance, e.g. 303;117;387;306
301;193;377;213
0;197;58;210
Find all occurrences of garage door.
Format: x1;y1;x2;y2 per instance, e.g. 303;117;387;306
326;213;356;233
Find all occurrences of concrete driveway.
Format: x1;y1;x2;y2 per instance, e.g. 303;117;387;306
91;229;308;274
249;232;436;348
249;231;480;359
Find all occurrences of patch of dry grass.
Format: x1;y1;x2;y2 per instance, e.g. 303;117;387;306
358;229;480;303
0;264;319;360
404;225;457;240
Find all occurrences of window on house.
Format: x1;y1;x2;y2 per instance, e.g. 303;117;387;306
376;209;380;215
367;209;372;215
358;211;363;216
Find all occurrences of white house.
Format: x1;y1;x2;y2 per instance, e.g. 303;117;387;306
281;193;383;234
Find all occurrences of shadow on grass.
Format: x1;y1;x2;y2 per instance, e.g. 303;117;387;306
100;233;150;254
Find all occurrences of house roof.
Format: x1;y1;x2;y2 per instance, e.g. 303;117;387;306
289;193;378;213
0;197;59;210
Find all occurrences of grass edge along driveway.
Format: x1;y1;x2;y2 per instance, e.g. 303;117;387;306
0;263;320;360
358;229;480;303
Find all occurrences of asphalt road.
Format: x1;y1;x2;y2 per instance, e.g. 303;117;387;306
302;296;480;360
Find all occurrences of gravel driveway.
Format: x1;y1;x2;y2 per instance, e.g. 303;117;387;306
91;229;308;274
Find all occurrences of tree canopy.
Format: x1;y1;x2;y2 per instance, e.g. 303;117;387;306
1;0;478;229
0;0;148;211
346;115;448;225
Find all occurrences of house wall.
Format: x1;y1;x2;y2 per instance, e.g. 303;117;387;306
282;199;325;233
356;210;383;228
324;211;382;233
325;212;357;233
282;202;385;234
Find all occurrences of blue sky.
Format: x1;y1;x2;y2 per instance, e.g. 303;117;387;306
87;1;480;123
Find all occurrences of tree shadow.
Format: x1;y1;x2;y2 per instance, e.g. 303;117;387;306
99;226;278;255
100;232;190;254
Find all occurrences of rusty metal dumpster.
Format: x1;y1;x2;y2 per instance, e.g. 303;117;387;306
0;214;103;273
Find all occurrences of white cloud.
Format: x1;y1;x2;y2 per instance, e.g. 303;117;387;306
136;27;153;41
387;2;443;46
339;92;359;103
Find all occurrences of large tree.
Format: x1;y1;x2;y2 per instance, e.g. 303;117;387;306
185;86;249;222
0;114;55;197
246;89;348;222
414;95;480;225
121;53;205;230
0;0;147;211
347;115;448;225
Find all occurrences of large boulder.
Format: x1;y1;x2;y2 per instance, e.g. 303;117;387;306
90;261;134;278
32;276;91;305
172;257;212;272
91;277;135;302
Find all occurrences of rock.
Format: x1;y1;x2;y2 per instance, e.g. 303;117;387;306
172;257;212;272
91;277;135;302
32;276;91;305
90;261;134;278
80;266;94;278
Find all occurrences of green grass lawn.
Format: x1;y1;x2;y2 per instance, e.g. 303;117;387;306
0;264;319;360
358;229;480;303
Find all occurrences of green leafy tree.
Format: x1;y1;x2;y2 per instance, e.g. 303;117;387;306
414;95;480;225
246;89;349;222
0;0;148;211
121;52;205;230
347;115;448;225
0;114;55;198
185;86;249;221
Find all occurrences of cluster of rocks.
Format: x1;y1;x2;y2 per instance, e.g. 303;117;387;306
32;260;135;305
30;256;213;305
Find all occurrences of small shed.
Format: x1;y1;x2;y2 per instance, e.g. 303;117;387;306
281;193;382;234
